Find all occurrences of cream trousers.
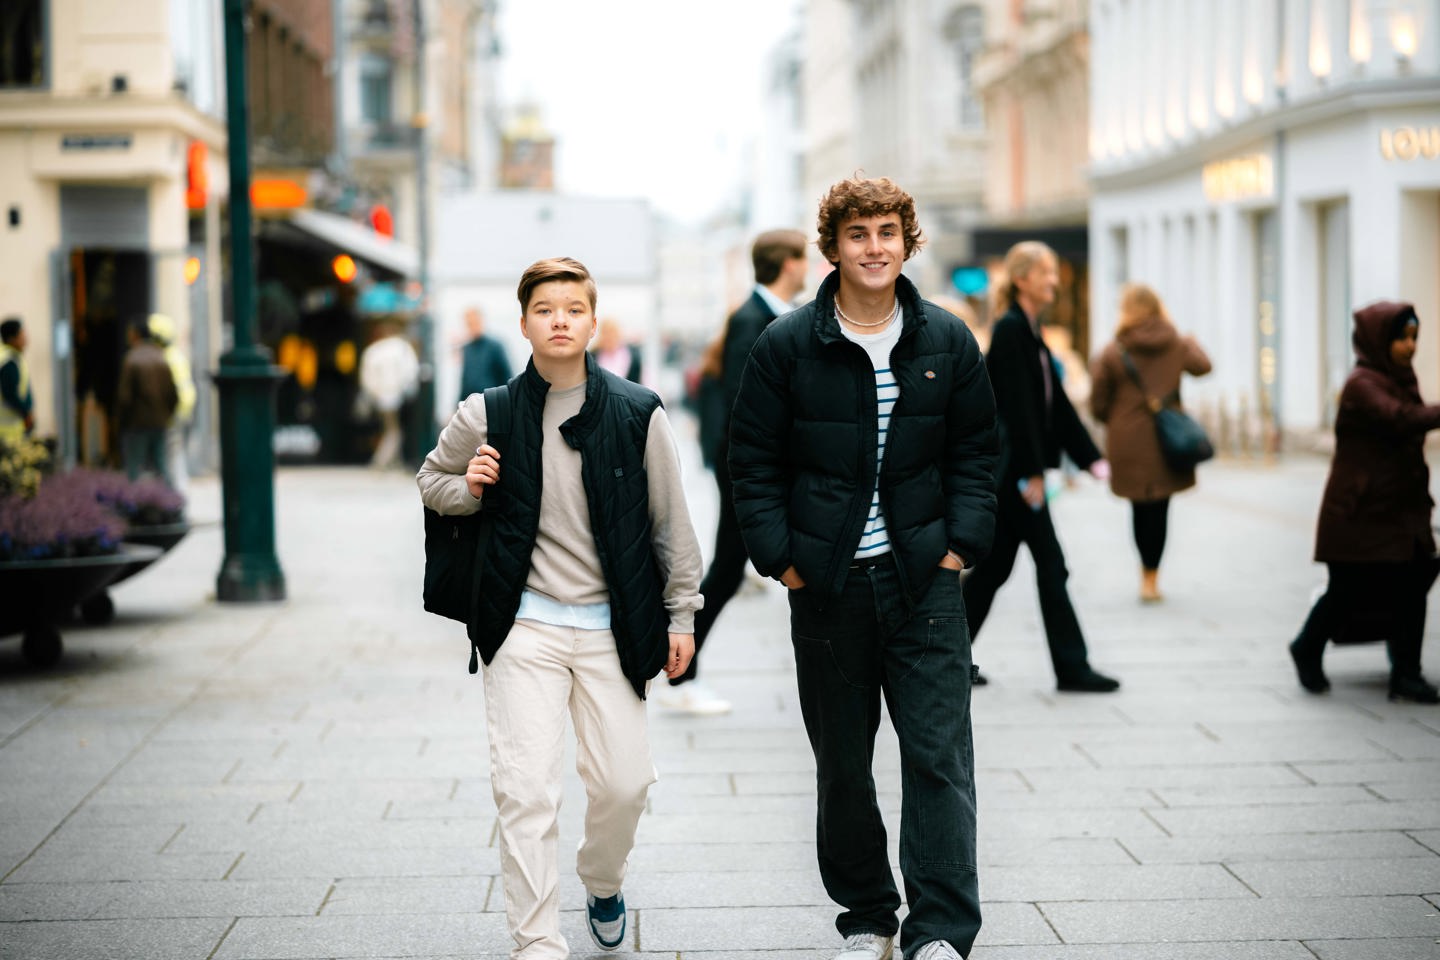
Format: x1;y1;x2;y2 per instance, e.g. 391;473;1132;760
483;618;656;959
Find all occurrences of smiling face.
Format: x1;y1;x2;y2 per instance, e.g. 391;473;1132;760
520;279;596;368
1013;252;1060;313
833;214;905;301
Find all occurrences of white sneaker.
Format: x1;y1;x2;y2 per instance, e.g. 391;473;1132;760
834;932;894;960
655;680;732;715
911;941;962;960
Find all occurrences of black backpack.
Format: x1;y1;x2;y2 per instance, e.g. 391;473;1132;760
422;383;512;671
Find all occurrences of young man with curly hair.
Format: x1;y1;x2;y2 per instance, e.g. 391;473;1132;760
729;177;998;960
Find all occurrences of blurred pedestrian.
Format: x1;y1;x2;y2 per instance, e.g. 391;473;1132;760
962;240;1120;692
1089;283;1212;602
145;314;197;502
457;306;513;402
730;176;995;960
116;317;178;484
0;317;34;446
593;317;643;383
1288;301;1440;704
358;321;419;470
659;228;807;716
417;257;703;954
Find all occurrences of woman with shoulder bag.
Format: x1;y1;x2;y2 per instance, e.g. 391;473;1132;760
1288;301;1440;704
1090;283;1212;603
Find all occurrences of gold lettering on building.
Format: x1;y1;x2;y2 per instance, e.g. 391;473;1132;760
1380;127;1440;161
1203;155;1274;202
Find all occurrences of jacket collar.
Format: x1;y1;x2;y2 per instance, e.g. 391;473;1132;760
521;351;613;447
811;269;927;345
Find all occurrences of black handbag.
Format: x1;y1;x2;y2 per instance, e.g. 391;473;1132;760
1120;350;1214;472
422;383;512;630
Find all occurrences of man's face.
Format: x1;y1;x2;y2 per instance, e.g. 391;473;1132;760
8;329;26;352
833;215;904;297
520;280;595;364
780;254;808;297
1015;254;1060;311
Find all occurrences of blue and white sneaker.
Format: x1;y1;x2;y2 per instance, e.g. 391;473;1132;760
586;891;626;951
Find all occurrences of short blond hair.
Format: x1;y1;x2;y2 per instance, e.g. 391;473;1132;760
992;241;1057;314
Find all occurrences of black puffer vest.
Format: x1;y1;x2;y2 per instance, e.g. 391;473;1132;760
468;353;669;698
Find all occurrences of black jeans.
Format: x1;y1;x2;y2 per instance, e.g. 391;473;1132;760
673;447;749;685
1131;498;1170;570
1294;559;1435;680
788;556;980;956
962;483;1092;679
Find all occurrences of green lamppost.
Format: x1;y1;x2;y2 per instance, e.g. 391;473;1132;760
214;0;285;602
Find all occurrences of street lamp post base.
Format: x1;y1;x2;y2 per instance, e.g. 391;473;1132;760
217;555;286;602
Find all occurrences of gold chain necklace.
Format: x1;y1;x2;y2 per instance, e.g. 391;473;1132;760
835;297;900;329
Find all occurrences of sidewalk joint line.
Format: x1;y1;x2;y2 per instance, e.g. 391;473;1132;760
271;740;288;760
289;782;304;802
1195;722;1220;742
1032;902;1065;943
1362;737;1404;762
448;778;460;801
418;737;430;757
383;799;394;820
222;852;244;880
221;759;242;784
204;917;239;960
1220;862;1262;898
315;882;337;916
247;803;262;824
1071;743;1102;770
1140;807;1173;837
1114;839;1141;865
1015;770;1036;794
158;823;185;854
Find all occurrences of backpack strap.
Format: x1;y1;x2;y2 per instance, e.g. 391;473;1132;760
466;383;512;673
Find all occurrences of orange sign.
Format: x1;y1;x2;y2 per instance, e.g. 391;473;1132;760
251;179;308;210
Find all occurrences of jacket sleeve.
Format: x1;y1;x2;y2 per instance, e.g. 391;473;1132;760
416;394;488;515
643;407;704;634
1342;375;1440;438
720;304;766;415
726;326;793;579
944;337;999;565
1054;383;1101;468
0;361;27;416
987;318;1046;479
1089;349;1117;424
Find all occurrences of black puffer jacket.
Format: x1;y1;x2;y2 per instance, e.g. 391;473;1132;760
473;354;670;698
728;270;999;607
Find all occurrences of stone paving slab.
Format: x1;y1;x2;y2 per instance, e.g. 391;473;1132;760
3;453;1440;959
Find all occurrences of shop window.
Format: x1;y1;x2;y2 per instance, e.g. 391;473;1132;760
0;0;44;88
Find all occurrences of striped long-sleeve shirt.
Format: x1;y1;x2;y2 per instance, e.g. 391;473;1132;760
839;310;905;559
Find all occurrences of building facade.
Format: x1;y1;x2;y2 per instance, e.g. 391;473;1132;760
802;0;1001;298
0;0;229;469
1090;0;1440;448
973;0;1091;345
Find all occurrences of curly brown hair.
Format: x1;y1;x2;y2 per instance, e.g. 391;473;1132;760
815;176;925;264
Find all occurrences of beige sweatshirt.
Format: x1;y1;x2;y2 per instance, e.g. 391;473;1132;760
416;381;703;633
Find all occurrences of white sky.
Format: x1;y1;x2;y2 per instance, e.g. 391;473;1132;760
497;0;802;224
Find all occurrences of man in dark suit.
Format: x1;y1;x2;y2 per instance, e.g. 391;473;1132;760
962;240;1120;692
658;229;808;715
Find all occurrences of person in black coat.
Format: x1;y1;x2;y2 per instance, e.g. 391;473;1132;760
962;240;1121;692
730;177;996;960
457;307;513;402
659;228;808;715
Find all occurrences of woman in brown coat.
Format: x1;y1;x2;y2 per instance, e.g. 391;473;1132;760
1090;284;1212;602
1289;301;1440;704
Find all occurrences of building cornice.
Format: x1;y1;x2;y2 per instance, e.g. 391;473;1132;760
1090;78;1440;191
0;93;228;146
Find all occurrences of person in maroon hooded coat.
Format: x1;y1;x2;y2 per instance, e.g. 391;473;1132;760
1289;301;1440;704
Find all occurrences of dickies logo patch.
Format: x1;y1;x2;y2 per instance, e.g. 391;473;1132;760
924;370;936;379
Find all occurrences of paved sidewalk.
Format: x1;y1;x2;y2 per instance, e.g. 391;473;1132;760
1;433;1438;959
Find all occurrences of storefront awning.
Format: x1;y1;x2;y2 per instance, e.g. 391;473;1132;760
286;208;418;279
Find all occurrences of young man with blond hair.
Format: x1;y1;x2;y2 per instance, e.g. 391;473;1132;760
417;257;703;958
729;178;997;960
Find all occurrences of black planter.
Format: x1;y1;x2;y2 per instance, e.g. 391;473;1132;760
78;522;191;624
0;544;163;666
